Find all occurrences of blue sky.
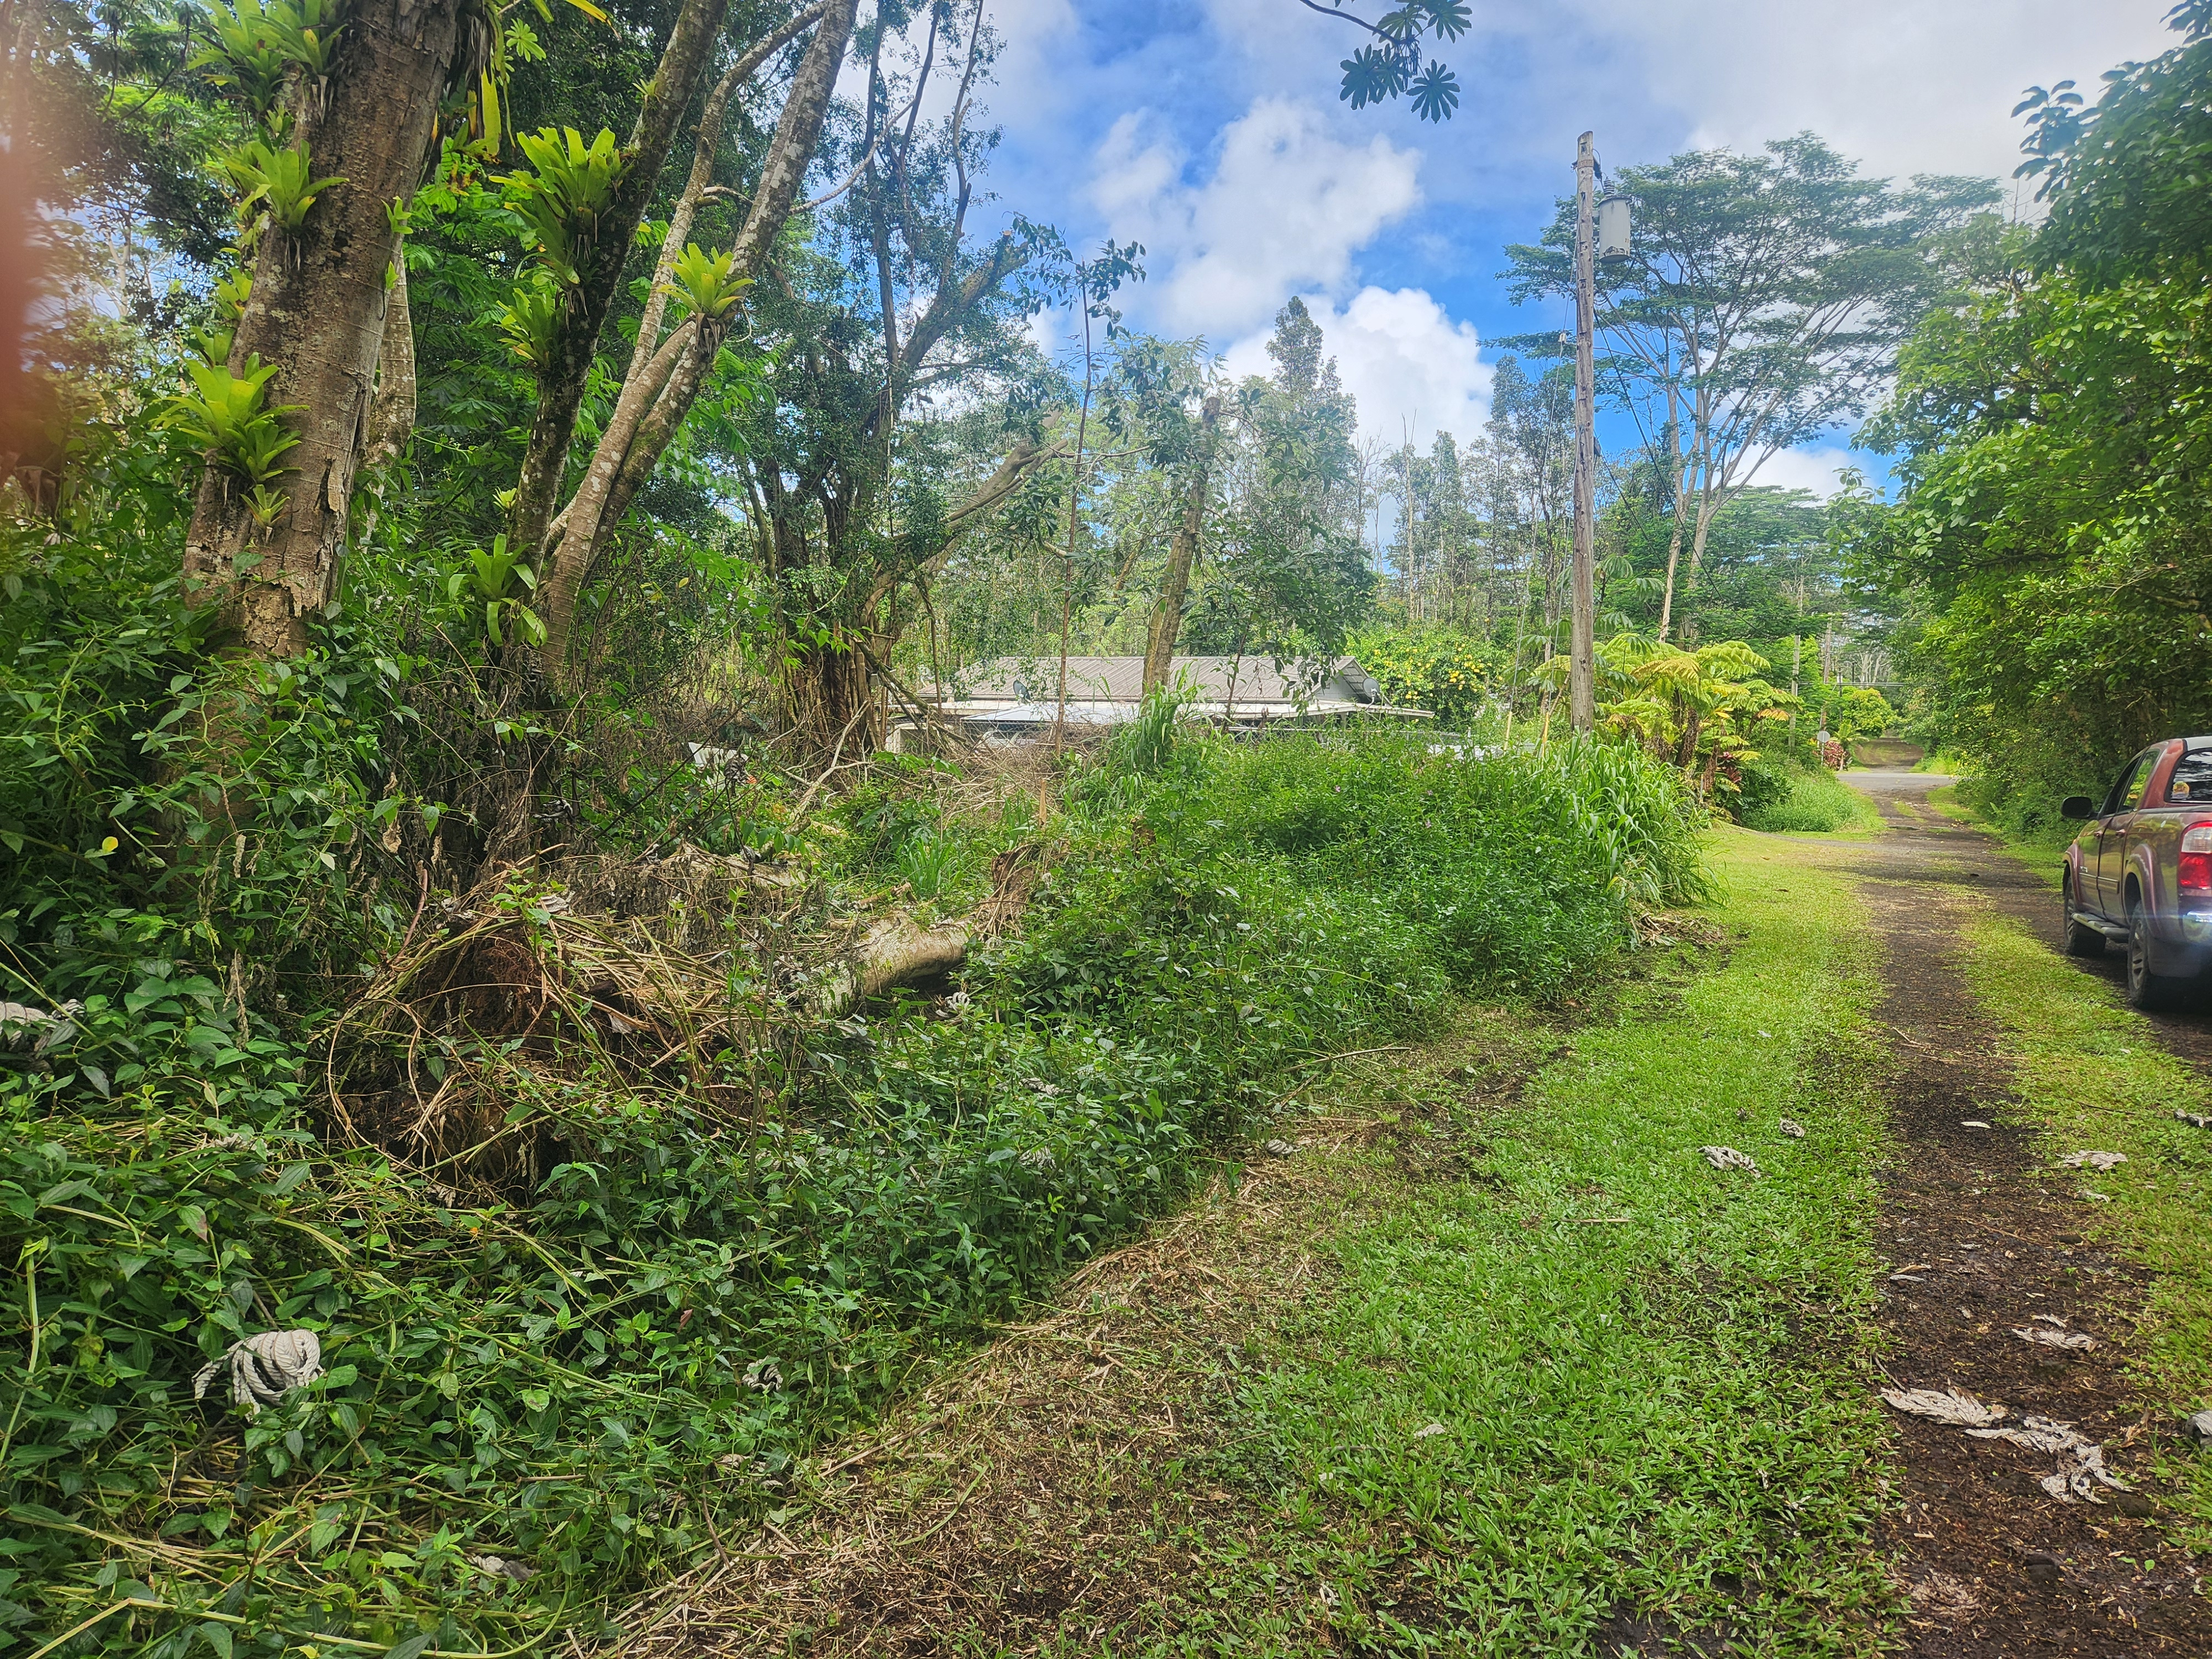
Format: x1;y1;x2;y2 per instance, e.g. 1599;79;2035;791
941;0;2176;495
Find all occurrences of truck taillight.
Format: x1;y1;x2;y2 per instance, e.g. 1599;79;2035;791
2183;822;2212;893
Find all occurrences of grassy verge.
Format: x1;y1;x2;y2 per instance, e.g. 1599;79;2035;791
1744;769;1883;836
1913;749;1974;775
1952;910;2212;1547
735;825;1900;1656
1173;826;1896;1654
1923;781;2074;865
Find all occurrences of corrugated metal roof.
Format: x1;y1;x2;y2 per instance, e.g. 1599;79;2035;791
951;655;1375;705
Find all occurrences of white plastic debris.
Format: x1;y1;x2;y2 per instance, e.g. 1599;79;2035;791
1967;1415;2093;1455
191;1330;324;1415
467;1555;536;1582
2013;1325;2097;1351
1961;1120;1992;1130
742;1358;783;1392
1777;1119;1806;1139
1263;1138;1296;1157
1699;1145;1760;1173
2060;1150;2127;1172
1881;1386;2005;1428
1413;1421;1447;1439
2184;1409;2212;1445
0;999;82;1056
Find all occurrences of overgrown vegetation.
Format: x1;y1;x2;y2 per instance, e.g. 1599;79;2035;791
0;515;1705;1655
1735;765;1880;835
1853;1;2212;822
651;824;1905;1655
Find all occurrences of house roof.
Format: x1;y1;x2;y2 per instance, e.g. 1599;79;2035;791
950;655;1379;707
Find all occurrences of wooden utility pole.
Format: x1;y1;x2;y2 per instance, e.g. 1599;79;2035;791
1568;132;1599;733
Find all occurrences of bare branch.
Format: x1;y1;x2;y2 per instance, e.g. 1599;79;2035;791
1295;0;1390;36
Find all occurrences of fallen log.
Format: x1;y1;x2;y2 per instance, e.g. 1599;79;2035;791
819;914;969;1015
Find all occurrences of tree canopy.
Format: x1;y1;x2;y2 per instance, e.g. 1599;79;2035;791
1850;0;2212;828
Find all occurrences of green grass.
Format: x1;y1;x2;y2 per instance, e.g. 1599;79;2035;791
1139;828;1902;1655
1953;910;2212;1548
1742;768;1882;835
1926;779;2080;862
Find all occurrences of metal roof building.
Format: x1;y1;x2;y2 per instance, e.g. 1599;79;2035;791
931;655;1431;734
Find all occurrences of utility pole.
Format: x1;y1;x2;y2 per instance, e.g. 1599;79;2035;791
1568;131;1599;733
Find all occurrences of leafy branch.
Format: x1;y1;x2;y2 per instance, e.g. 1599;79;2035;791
1298;0;1470;122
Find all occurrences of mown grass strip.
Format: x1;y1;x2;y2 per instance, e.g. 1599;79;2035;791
1952;907;2212;1547
1152;828;1900;1655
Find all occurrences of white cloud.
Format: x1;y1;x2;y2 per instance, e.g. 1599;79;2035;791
1222;287;1493;450
1564;0;2176;185
1092;98;1423;338
978;0;1082;131
1740;445;1861;501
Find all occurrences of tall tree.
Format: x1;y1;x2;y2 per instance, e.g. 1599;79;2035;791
1481;354;1573;662
1142;393;1222;693
1504;134;1994;641
502;0;864;611
530;0;859;680
1856;3;2212;807
179;0;477;655
1201;297;1375;661
731;0;1062;753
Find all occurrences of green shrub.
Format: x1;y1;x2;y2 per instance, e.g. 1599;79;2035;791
1733;754;1794;821
1739;767;1877;833
1344;626;1502;727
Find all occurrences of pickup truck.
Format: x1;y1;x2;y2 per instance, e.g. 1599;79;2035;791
2060;737;2212;1009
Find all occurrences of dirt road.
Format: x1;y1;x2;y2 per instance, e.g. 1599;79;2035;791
1843;771;2212;1656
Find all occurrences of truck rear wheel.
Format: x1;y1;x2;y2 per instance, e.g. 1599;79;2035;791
2063;871;2106;958
2126;894;2192;1011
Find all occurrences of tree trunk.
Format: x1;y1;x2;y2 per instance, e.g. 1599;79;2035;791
1142;395;1220;696
507;0;737;563
181;0;465;654
788;634;883;761
534;0;859;682
360;244;416;472
772;437;1053;763
818;914;969;1016
1675;705;1702;771
1653;393;1694;643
